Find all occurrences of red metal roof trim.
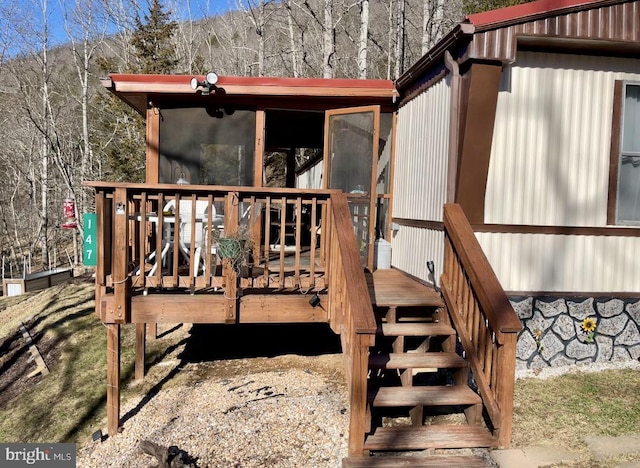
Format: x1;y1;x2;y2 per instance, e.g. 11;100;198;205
466;0;603;28
108;73;395;90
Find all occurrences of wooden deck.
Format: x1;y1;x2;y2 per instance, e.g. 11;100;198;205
368;268;443;307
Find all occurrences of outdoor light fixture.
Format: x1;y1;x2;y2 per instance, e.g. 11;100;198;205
309;293;321;308
190;72;219;95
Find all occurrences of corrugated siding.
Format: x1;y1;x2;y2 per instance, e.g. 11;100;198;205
391;226;444;284
476;232;640;292
393;77;450;222
486;51;640;226
468;1;640;62
296;161;323;189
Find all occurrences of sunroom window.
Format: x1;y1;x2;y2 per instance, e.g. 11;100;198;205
615;82;640;225
158;107;256;186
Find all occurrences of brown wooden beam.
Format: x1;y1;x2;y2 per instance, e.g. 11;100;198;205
455;62;503;224
607;80;623;225
239;295;329;323
102;293;330;324
110;188;130;324
107;324;121;436
254;109;265;187
146;104;160;184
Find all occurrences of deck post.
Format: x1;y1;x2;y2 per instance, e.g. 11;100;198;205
111;188;130;323
135;323;146;380
107;324;121;436
224;192;240;323
495;332;518;448
348;335;370;456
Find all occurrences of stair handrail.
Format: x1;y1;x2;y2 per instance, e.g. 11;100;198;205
440;203;522;448
326;191;376;457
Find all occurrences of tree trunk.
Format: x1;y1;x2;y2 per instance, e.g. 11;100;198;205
358;0;369;79
286;2;300;77
394;0;406;79
422;0;443;54
39;2;50;271
323;0;334;78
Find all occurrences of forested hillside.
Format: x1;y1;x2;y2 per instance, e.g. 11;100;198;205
0;0;526;274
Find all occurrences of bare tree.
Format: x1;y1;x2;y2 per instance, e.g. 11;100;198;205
97;0;142;71
358;0;369;78
237;0;278;76
285;1;302;77
61;0;108;249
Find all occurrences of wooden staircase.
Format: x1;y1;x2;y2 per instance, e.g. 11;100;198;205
343;276;495;467
326;201;521;467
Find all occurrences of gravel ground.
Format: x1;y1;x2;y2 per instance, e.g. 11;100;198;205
77;324;350;468
76;322;640;468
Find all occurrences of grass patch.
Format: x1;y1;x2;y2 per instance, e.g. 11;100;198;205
0;282;167;445
512;369;640;450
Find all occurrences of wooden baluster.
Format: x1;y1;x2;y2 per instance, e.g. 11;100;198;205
322;199;332;289
172;194;181;288
309;197;317;290
154;193;164;288
263;196;271;286
294;197;302;288
137;193;147;288
278;197;286;287
224;192;239;323
248;196;258;288
188;194;197;291
204;195;213;285
477;314;487;373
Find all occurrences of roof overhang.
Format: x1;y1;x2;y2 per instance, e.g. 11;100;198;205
396;0;638;98
102;74;399;115
466;0;623;31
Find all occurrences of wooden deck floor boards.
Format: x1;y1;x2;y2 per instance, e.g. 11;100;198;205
368;269;443;308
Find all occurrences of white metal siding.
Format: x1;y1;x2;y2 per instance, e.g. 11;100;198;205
476;232;640;293
394;77;450;222
296;161;323;189
391;226;444;285
486;52;640;226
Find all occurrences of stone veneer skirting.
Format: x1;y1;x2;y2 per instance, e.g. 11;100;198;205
510;297;640;370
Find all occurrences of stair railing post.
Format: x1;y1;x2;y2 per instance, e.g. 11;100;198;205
494;332;518;448
348;333;370;457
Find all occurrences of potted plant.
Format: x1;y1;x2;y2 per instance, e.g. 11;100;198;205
217;225;254;264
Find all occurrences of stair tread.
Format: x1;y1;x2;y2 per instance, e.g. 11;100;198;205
343;455;490;467
381;322;455;337
371;385;481;407
369;352;467;369
364;425;496;451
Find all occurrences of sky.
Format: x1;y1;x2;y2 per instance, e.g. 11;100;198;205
1;0;234;55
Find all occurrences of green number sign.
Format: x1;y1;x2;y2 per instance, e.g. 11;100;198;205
83;213;97;267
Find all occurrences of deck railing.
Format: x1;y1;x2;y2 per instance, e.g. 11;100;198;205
87;182;333;301
440;203;522;448
326;192;377;456
88;183;379;442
